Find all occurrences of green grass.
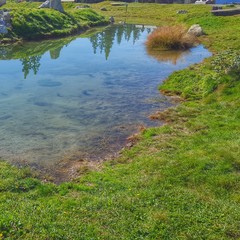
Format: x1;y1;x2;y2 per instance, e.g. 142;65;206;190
0;2;108;41
0;2;240;239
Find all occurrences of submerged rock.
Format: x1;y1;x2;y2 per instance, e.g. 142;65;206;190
34;101;51;107
38;79;62;87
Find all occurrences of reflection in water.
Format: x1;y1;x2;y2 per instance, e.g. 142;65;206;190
0;24;154;78
49;46;64;59
0;25;211;181
0;37;74;78
89;25;147;59
0;24;189;78
147;48;190;65
20;56;41;79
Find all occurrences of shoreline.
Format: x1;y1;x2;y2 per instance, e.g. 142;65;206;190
0;23;109;45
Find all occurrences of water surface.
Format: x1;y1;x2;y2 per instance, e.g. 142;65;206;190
0;24;211;180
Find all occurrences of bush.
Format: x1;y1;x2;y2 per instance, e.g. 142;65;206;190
145;25;196;50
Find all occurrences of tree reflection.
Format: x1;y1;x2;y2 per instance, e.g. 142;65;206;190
20;55;41;79
2;25;184;79
18;25;146;78
89;24;149;60
0;37;74;79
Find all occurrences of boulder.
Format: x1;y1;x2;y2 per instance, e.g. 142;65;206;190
0;21;8;34
2;11;11;21
0;10;11;34
187;24;204;37
39;0;64;13
100;7;107;11
109;16;114;23
0;0;6;7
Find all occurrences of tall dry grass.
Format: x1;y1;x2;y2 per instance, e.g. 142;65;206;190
146;25;196;50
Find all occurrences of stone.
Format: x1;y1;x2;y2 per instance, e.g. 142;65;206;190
0;10;11;34
100;7;107;11
75;5;90;9
82;4;90;8
177;10;188;14
39;0;50;8
39;0;64;13
0;24;8;34
0;0;6;7
109;16;114;23
187;24;204;37
3;12;11;21
50;0;64;12
126;142;133;148
212;6;222;10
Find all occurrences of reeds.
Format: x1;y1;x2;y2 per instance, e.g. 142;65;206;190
146;25;196;50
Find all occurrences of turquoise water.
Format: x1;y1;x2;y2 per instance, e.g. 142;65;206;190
0;25;211;180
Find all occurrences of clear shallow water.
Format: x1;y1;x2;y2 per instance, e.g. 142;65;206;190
0;24;211;180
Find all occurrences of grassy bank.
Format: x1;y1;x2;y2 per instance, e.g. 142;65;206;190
0;3;240;239
0;2;108;42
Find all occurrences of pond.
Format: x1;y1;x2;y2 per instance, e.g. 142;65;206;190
0;24;211;181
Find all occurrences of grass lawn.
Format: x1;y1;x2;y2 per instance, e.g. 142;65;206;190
0;2;240;239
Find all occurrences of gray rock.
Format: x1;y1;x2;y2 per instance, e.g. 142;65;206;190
39;0;64;13
3;12;11;22
39;0;50;8
0;10;11;34
187;24;204;37
177;10;188;14
75;5;90;9
212;6;222;10
109;16;114;23
0;0;6;7
50;0;64;12
0;24;8;34
100;7;107;11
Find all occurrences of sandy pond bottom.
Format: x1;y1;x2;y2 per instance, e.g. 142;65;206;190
0;24;211;182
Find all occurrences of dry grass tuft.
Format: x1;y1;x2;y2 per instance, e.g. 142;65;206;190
146;25;196;50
